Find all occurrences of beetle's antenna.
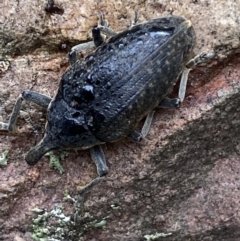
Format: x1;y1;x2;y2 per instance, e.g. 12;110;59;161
20;111;39;144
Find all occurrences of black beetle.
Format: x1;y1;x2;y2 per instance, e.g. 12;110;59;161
0;13;213;194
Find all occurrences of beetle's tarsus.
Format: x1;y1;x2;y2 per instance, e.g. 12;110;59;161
72;194;85;223
8;94;24;133
140;111;155;138
97;12;116;36
128;130;142;142
159;98;181;108
78;176;104;196
132;9;140;26
186;51;215;69
97;12;108;28
72;145;107;222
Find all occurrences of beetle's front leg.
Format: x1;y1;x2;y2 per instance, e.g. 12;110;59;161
76;145;108;195
73;145;108;222
0;90;51;133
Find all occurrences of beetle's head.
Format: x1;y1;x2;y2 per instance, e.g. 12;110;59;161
25;95;102;166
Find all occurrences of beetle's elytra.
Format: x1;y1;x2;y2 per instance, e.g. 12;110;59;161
1;13;213;192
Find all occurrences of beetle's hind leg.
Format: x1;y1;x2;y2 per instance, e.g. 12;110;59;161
0;90;51;134
179;52;215;102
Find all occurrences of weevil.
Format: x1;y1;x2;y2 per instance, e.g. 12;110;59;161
0;12;214;196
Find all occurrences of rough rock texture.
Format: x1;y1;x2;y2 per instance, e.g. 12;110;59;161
0;0;240;240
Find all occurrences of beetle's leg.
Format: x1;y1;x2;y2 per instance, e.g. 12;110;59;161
179;52;215;102
96;12;116;37
73;145;108;222
131;9;140;26
68;41;95;65
129;96;182;142
186;52;215;69
20;90;51;108
69;13;117;65
128;111;155;141
178;68;191;102
72;176;103;222
75;145;108;197
129;51;216;141
90;145;109;176
0;90;51;133
158;98;181;108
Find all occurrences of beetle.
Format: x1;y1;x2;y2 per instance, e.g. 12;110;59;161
0;12;213;194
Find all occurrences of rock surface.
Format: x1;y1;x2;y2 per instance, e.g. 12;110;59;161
0;0;240;240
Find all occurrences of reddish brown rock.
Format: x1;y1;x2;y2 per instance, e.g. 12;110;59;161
0;0;240;240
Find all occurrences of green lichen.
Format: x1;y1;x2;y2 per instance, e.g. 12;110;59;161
45;151;68;174
0;150;8;166
144;232;172;240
